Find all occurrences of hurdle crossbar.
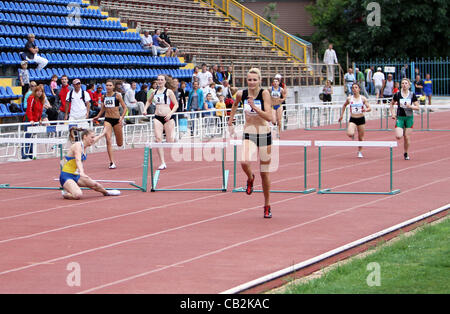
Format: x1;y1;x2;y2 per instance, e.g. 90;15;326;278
315;140;400;195
0;138;149;192
147;142;229;192
231;140;316;194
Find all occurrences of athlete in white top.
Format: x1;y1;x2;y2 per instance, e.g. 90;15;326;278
270;78;286;138
339;83;371;158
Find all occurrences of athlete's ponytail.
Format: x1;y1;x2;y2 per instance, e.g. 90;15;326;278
69;127;92;143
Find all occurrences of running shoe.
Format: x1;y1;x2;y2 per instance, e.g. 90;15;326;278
404;153;410;160
246;174;255;195
158;163;167;170
106;189;121;196
357;151;363;158
264;205;272;219
109;162;117;169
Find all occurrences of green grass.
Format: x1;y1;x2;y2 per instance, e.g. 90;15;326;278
281;216;450;294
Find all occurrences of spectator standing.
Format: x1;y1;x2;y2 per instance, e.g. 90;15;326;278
135;84;149;112
65;79;91;121
215;94;226;123
344;68;356;96
356;68;369;97
414;74;424;96
141;30;157;57
203;82;219;105
224;66;233;85
91;85;104;119
323;44;338;83
381;74;395;103
57;75;71;120
23;81;37;109
24;33;48;70
22;85;46;158
192;66;200;82
18;61;30;100
372;67;385;103
187;80;205;136
423;74;433;106
197;63;213;89
401;64;408;79
212;65;222;85
177;81;188;112
365;66;374;95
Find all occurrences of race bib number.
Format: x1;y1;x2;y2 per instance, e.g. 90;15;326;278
350;103;364;114
104;96;115;108
399;98;411;108
244;99;262;114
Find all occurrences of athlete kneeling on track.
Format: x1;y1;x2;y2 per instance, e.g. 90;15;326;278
60;127;121;199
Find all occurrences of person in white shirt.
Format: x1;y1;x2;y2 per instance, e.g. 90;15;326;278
197;63;213;89
202;82;219;105
372;67;386;103
141;30;157;57
124;82;146;116
65;79;91;120
323;44;338;83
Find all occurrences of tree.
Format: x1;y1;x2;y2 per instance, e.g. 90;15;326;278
263;3;279;25
306;0;450;62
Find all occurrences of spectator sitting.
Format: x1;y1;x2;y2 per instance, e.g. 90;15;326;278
322;80;333;103
18;61;30;100
124;82;146;119
153;29;173;57
24;33;48;70
160;27;178;57
65;79;91;121
141;30;157;57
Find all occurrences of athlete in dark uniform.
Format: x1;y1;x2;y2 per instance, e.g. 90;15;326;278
228;68;274;218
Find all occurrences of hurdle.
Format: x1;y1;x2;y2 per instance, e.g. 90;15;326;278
303;102;394;132
418;105;450;132
231;140;316;194
147;142;229;192
0;137;149;192
315;141;400;195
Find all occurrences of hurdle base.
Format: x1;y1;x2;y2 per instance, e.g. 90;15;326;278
233;187;316;194
151;170;229;192
0;183;145;192
318;188;401;195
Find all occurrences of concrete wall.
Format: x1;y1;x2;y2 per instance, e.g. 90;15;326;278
286;85;346;104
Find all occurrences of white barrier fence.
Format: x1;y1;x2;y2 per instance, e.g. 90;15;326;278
1;100;448;162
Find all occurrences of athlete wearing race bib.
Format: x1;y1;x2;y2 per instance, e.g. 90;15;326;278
93;80;128;169
339;83;371;158
228;68;274;218
390;78;419;160
270;77;286;138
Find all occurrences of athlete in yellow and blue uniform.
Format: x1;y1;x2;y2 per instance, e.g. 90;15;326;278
60;127;120;199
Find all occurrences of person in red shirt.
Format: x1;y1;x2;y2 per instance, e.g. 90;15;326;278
90;85;104;121
25;85;45;123
21;85;46;159
57;75;71;120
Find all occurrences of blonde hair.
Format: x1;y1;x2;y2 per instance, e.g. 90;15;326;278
247;68;261;80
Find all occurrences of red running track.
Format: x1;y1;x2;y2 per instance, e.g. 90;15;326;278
0;111;449;293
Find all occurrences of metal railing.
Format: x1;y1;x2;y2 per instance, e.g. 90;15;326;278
200;0;312;64
2;97;448;162
231;62;344;88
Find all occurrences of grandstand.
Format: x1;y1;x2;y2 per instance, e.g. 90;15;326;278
0;0;335;122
